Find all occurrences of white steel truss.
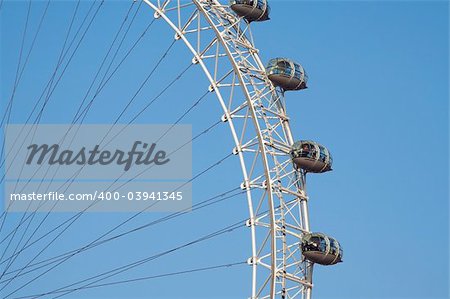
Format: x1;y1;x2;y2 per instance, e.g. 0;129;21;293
142;1;314;298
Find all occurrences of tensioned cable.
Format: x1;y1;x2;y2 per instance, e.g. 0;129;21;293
0;0;31;129
0;117;227;289
1;3;232;290
7;218;246;299
0;0;105;268
99;62;193;149
18;261;247;299
0;118;221;290
0;117;221;267
0;2;139;240
0;0;90;166
10;201;280;299
30;1;105;125
0;0;147;230
51;261;246;295
0;188;244;282
3;3;164;217
0;0;83;240
0;0;32;179
111;39;177;125
0;1;145;271
73;17;157;123
0;0;84;250
0;0;51;129
0;0;98;181
0;0;108;275
76;38;179;158
72;0;143;122
0;150;234;292
0;2;107;285
0;55;193;272
15;11;159;213
0;1;119;238
93;0;144;99
0;0;135;243
0;91;214;256
2;0;52;135
13;1;51;102
15;260;246;299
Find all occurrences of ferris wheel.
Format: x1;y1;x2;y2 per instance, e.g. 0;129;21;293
141;1;343;298
0;0;342;298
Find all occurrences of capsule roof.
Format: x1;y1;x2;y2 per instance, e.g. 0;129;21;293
266;58;308;91
301;232;343;266
230;0;270;22
290;140;332;173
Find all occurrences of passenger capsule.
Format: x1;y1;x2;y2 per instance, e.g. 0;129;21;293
301;233;343;266
266;58;308;91
230;0;270;22
290;141;332;173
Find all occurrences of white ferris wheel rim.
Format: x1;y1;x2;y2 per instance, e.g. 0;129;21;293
140;1;313;298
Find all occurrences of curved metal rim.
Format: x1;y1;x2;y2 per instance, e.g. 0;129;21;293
141;1;311;298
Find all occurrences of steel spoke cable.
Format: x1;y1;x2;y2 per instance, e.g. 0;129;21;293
0;0;51;129
32;205;278;299
1;67;219;279
1;0;139;210
51;261;246;296
0;0;50;182
14;0;51;99
43;11;158;189
0;2;84;245
98;62;193;151
7;219;246;299
71;0;141;122
0;94;217;253
75;38;178;158
0;0;98;173
73;15;156;123
93;0;144;98
111;39;177;125
0;118;221;262
0;50;193;272
0;0;99;222
154;90;210;143
30;1;105;126
0;0;32;183
0;0;91;175
0;1;104;268
0;149;234;291
0;1;50;260
0;5;99;231
0;119;227;288
0;187;244;282
0;1;140;269
0;0;106;281
0;0;31;129
15;261;246;299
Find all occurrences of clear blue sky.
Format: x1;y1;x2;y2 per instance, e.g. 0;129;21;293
0;1;448;299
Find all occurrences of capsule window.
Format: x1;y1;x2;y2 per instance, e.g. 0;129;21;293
305;236;321;251
232;0;254;5
318;145;327;162
298;143;311;158
309;146;317;159
320;238;327;252
329;239;338;255
276;60;288;71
